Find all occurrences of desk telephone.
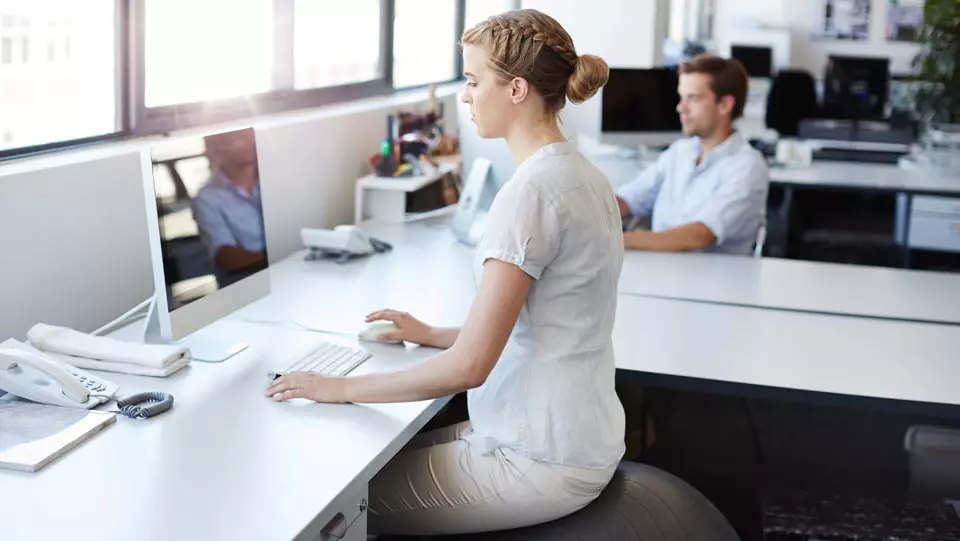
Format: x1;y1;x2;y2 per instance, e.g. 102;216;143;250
0;339;118;408
0;339;172;418
302;225;392;264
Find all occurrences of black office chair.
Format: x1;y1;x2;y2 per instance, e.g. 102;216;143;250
765;70;820;137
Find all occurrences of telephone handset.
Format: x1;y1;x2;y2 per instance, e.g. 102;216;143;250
0;339;119;409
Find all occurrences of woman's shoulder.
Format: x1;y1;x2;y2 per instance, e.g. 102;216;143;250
513;151;607;199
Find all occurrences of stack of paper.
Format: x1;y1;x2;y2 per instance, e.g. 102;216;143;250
0;401;115;472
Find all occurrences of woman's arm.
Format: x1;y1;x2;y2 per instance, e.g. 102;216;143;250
266;259;531;403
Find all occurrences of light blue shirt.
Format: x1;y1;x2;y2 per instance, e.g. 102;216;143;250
616;132;769;255
192;172;266;261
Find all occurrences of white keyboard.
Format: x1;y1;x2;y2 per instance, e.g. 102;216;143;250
270;341;371;380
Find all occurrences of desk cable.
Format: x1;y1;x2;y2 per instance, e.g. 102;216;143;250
91;391;174;420
232;317;359;340
91;296;153;337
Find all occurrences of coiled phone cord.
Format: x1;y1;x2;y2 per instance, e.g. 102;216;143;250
90;392;174;420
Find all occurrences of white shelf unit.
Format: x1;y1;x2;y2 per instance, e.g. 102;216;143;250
353;162;459;224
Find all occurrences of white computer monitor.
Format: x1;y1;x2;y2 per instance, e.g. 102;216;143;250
139;127;270;361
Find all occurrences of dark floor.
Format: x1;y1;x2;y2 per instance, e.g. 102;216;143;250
634;384;960;540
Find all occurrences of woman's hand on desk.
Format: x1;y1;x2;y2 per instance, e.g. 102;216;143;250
265;373;348;403
364;310;459;349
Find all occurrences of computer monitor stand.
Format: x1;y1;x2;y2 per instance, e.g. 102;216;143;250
142;296;248;363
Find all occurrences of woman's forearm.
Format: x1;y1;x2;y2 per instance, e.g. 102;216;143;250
341;346;478;403
426;327;460;349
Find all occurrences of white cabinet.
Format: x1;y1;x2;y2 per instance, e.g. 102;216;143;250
908;196;960;253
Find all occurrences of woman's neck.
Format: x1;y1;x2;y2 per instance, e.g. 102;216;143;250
505;116;567;166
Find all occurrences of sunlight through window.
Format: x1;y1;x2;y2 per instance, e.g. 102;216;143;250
144;0;274;107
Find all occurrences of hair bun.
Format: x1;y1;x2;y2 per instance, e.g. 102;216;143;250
567;54;609;104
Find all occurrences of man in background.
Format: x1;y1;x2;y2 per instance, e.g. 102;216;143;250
193;129;268;287
615;55;769;255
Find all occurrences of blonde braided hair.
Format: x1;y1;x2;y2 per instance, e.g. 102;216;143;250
462;9;608;113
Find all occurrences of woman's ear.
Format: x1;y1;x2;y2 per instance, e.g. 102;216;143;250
509;77;530;105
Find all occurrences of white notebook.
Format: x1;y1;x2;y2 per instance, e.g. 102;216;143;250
0;402;116;472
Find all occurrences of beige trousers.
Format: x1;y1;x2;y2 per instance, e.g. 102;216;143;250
368;421;617;537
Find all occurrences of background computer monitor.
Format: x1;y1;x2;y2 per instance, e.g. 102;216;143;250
600;67;683;148
822;55;890;120
731;45;773;79
140;127;270;361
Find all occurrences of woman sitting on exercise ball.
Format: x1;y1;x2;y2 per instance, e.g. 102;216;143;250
266;8;625;536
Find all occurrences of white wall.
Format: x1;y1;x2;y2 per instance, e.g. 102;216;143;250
0;88;458;340
714;0;784;31
255;93;456;259
714;0;922;76
521;0;667;138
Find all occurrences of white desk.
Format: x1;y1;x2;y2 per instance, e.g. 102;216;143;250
3;220;959;540
585;150;960;195
613;294;960;409
270;220;959;411
769;162;960;195
619;251;960;325
0;222;476;541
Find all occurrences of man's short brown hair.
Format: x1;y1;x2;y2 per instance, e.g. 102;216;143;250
679;54;749;120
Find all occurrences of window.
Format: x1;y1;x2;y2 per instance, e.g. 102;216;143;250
144;0;275;108
668;0;686;42
0;0;119;153
465;0;515;29
669;0;715;42
393;0;458;88
294;0;382;90
2;0;475;160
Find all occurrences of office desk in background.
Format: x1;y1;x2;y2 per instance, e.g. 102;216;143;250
768;162;960;259
612;294;960;417
619;251;960;325
3;219;959;541
584;149;960;267
769;161;960;195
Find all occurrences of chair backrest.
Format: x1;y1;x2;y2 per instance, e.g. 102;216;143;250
765;70;820;137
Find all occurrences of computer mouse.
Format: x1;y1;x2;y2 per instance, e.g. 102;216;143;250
358;323;403;344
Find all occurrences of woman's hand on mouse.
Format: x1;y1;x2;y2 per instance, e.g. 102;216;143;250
265;372;348;403
365;309;434;346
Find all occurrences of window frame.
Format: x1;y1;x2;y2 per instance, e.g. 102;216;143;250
0;0;473;162
131;0;397;135
0;0;131;161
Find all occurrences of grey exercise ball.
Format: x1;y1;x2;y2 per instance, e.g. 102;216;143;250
382;461;741;541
